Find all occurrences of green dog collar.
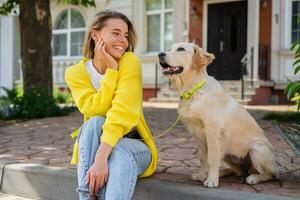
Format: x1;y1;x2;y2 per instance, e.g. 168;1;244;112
180;78;207;100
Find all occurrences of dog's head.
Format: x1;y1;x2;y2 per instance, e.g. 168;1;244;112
158;43;215;77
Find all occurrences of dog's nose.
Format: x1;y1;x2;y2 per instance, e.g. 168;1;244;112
158;52;166;59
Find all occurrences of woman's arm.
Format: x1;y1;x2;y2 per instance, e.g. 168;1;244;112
100;53;143;147
64;66;119;117
86;142;112;196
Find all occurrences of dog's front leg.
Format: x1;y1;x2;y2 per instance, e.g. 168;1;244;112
192;139;208;182
203;128;222;188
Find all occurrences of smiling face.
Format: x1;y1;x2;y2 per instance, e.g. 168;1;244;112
158;43;215;78
91;18;129;59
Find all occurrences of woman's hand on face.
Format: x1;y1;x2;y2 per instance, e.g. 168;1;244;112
94;39;118;72
86;158;109;197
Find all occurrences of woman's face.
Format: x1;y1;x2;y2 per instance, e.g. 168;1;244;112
92;18;129;60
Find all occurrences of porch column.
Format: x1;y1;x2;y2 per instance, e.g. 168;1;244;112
0;16;15;96
247;0;260;81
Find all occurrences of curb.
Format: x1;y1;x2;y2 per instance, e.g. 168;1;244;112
0;160;299;200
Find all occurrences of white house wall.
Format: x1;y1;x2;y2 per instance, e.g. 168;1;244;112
0;16;20;96
0;0;188;94
133;0;189;88
272;0;300;88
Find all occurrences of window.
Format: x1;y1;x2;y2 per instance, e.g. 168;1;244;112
292;0;300;43
146;0;173;52
53;8;86;57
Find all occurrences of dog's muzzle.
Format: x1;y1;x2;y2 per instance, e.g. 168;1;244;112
158;52;184;75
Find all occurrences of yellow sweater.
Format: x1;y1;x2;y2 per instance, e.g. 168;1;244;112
64;52;158;178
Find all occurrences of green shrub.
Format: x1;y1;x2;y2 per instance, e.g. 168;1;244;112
53;87;74;104
0;86;73;120
263;111;300;123
286;19;300;110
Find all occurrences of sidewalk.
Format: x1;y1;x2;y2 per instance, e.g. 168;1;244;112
0;103;299;199
0;192;39;200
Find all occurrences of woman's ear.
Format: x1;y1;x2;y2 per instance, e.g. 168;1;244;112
91;30;98;42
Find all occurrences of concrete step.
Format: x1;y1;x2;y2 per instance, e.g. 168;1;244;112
0;161;298;200
154;79;258;104
0;192;40;200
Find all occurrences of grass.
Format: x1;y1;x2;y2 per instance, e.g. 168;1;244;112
263;111;300;123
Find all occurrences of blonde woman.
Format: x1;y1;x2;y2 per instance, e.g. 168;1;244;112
65;10;158;200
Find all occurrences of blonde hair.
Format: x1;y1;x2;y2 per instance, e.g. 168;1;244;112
82;10;137;58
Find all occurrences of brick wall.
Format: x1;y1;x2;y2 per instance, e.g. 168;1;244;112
189;0;203;46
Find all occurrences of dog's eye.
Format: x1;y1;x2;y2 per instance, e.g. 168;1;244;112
177;47;185;52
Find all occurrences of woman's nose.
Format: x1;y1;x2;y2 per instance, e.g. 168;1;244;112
118;35;127;43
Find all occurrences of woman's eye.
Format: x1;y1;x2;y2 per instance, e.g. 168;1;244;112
112;32;119;36
177;47;185;52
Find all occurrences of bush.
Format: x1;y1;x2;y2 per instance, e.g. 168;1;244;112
0;86;73;120
263;111;300;123
53;87;74;104
286;18;300;110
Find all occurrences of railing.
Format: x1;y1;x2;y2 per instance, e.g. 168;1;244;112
240;53;248;100
52;58;80;87
17;58;80;87
240;46;254;100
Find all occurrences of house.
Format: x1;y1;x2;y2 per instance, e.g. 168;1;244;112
0;0;299;104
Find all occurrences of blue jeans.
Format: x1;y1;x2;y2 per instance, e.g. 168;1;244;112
76;116;151;200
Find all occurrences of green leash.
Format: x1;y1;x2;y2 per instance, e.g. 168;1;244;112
148;77;207;140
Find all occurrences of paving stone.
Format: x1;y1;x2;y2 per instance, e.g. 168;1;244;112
292;156;300;164
165;166;199;176
0;104;300;198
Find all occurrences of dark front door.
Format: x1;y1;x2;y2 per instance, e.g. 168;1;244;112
207;1;247;80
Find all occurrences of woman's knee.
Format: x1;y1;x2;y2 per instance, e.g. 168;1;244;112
87;116;105;125
109;145;135;167
80;116;105;139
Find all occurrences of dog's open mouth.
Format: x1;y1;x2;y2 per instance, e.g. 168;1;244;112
159;62;184;75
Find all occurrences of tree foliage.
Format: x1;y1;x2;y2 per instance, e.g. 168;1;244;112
285;18;300;110
0;0;95;16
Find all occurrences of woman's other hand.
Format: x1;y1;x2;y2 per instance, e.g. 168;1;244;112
86;158;109;196
86;142;113;196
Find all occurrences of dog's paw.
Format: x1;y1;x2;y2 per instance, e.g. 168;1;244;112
203;176;219;188
246;174;260;185
191;172;207;182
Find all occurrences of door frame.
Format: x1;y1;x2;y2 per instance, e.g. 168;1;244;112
202;0;260;81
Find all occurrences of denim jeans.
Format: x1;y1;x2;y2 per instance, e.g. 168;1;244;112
76;116;151;200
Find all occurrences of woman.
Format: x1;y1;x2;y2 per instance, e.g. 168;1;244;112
64;10;158;200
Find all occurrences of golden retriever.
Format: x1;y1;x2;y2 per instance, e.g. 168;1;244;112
158;43;277;188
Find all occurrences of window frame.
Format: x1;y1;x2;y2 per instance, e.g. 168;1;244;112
146;0;173;53
291;0;300;44
52;8;86;59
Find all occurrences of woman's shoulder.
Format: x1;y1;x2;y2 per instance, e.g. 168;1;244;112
120;52;141;64
65;58;89;80
119;52;141;71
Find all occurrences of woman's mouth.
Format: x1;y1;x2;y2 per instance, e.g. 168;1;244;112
113;45;125;51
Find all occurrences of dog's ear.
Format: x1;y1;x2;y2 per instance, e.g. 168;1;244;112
204;52;215;65
192;45;215;70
